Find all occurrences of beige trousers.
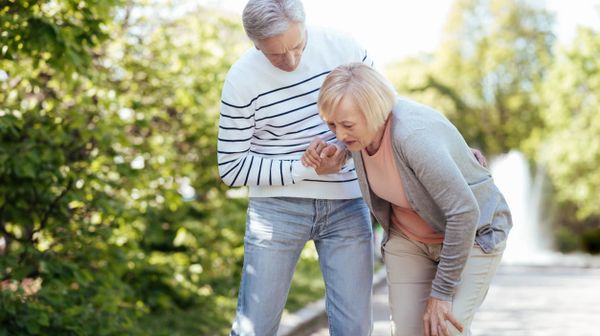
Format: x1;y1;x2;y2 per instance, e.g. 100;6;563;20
383;228;505;336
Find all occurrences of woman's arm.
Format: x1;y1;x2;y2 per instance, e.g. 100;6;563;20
399;129;480;301
399;128;478;336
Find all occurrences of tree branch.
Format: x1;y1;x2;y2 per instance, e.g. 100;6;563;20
37;178;74;235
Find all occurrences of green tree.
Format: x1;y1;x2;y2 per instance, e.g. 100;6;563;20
104;5;250;334
1;1;249;334
1;1;142;335
537;26;600;222
386;0;555;155
1;0;121;73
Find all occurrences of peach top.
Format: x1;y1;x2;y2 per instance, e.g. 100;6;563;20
362;120;444;244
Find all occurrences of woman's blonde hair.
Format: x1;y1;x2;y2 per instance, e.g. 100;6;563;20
318;63;396;132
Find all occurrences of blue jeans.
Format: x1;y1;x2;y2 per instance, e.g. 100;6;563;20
231;197;374;336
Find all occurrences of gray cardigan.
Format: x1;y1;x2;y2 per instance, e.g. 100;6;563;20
353;97;512;301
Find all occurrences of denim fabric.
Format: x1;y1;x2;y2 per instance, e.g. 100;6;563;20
230;197;374;336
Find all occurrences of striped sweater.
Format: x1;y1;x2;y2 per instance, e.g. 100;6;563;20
218;26;373;199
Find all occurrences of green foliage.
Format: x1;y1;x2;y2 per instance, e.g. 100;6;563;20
554;227;581;253
537;26;600;222
386;0;555;155
384;1;600;252
284;242;325;312
0;0;261;334
1;0;123;73
1;1;141;335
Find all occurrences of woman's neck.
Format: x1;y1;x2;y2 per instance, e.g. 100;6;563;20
365;116;389;155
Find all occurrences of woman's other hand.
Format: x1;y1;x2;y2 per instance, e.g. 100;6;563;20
314;144;347;175
423;297;464;336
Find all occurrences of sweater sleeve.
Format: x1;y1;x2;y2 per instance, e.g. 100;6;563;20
400;129;479;302
217;79;320;187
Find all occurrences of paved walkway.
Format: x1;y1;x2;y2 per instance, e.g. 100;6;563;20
308;265;600;335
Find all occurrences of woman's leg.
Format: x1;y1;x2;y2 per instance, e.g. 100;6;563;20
384;229;439;336
449;241;506;335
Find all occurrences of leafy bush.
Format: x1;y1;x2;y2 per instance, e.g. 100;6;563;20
1;1;252;334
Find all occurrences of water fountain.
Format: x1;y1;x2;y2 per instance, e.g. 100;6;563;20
490;150;553;264
490;150;600;267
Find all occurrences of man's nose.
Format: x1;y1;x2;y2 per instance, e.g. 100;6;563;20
284;52;296;67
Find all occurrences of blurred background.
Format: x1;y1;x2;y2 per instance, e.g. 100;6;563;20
1;0;599;335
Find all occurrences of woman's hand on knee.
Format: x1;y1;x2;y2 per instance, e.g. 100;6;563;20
423;297;464;336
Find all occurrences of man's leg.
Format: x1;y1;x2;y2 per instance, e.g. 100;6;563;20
314;198;374;336
231;197;312;336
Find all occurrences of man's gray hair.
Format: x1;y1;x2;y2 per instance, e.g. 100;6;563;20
242;0;306;41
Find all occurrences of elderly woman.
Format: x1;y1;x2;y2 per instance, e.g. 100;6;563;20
303;63;512;336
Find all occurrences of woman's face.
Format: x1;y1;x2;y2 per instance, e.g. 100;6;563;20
324;96;381;152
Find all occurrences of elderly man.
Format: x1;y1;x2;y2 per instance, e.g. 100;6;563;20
217;0;374;335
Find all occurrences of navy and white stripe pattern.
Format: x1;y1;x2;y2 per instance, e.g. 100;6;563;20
218;27;373;190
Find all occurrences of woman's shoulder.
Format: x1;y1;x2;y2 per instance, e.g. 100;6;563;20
391;98;448;131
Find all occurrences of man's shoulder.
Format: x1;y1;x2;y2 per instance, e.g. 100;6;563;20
308;25;360;49
222;48;274;101
226;48;264;79
307;26;369;67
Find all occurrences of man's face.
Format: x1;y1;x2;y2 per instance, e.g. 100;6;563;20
254;22;307;72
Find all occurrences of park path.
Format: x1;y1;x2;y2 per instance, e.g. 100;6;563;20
308;265;600;336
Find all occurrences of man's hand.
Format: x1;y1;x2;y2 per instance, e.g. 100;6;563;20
470;148;487;168
423;298;464;336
